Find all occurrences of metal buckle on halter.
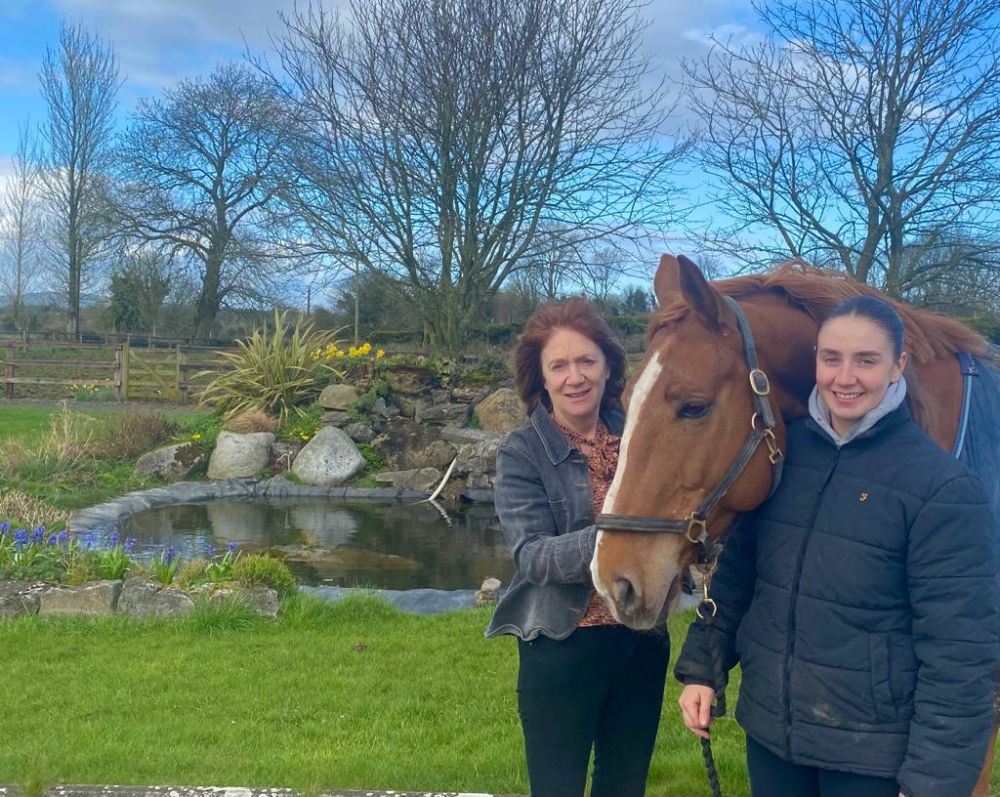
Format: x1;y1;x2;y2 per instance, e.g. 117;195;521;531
763;428;782;464
749;368;770;396
686;513;708;544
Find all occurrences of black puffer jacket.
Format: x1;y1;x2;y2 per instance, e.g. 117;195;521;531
675;404;998;797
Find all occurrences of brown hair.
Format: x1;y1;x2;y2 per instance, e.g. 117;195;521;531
513;296;627;414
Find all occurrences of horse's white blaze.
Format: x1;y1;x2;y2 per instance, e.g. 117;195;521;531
590;356;664;591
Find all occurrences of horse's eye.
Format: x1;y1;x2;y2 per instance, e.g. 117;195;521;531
678;401;711;419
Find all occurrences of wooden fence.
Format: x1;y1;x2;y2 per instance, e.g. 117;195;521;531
1;342;234;402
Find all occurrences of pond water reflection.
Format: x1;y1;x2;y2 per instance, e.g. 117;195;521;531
118;498;514;590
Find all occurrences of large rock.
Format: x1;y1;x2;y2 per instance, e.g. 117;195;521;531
475;388;525;433
385;365;439;395
134;442;206;481
0;581;45;618
318;383;360;410
38;580;122;617
189;584;281;618
455;435;503;477
344;422;375;443
207;431;275;480
291;426;366;486
420;403;471;425
118;579;195;619
372;419;457;470
375;467;443;491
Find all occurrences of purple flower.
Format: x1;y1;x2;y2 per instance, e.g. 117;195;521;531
48;535;59;547
110;531;120;548
206;545;217;559
124;537;136;554
13;529;28;547
164;546;176;564
83;533;95;550
31;526;45;543
57;530;69;545
227;541;239;554
0;520;9;535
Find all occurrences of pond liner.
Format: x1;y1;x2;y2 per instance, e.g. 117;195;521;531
66;475;472;535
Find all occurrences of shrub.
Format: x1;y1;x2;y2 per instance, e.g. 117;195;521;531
356;442;385;473
224;409;280;434
90;413;178;460
196;310;347;423
231;553;298;598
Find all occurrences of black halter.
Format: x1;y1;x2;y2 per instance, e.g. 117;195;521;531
595;296;784;613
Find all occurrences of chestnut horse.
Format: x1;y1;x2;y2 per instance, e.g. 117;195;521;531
590;253;1000;794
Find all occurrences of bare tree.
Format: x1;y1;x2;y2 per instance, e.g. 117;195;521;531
39;20;121;336
0;123;43;333
263;0;689;356
684;0;1000;296
115;63;293;340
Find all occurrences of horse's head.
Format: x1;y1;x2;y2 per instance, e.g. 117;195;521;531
591;253;787;629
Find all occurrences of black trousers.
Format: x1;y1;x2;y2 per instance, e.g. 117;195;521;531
746;735;899;797
516;624;670;797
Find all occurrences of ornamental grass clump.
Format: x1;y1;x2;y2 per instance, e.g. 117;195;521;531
89;413;177;460
0;402;94;480
231;553;297;598
197;310;347;423
0;491;69;531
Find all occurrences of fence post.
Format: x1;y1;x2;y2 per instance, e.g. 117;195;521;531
118;342;130;401
176;344;184;403
3;343;15;400
113;344;122;401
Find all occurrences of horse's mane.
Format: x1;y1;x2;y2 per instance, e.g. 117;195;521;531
714;260;988;366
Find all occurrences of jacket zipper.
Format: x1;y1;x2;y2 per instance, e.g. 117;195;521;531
783;446;840;759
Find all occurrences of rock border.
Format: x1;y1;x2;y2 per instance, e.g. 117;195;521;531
68;476;495;535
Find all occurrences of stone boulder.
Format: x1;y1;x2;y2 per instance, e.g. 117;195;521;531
475;577;502;606
420;403;470;425
372;419;457;470
375;467;443;491
188;584;281;618
475;388;524;433
344;422;375;443
318;383;360;410
38;580;122;617
118;579;195;619
385;364;439;395
291;426;366;486
207;431;274;480
134;442;206;481
455;434;503;478
0;581;45;618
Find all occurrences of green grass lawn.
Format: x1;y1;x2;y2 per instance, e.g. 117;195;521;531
0;596;748;795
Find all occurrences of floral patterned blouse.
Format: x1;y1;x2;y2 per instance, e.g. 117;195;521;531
552;417;620;627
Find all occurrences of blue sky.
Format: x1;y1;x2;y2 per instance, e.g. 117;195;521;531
0;0;757;176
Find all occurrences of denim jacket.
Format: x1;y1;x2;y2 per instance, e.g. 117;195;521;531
485;403;626;641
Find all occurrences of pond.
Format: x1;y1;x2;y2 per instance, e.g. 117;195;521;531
117;497;515;591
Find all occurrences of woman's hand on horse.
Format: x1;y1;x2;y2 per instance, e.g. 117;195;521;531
679;684;716;739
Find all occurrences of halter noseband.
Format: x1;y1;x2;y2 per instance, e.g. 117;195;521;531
594;296;785;615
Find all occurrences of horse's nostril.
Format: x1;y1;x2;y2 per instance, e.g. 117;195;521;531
613;576;640;611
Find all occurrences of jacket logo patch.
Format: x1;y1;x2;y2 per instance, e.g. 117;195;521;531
859;491;869;502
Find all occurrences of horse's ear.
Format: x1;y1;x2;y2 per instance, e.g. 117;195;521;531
654;253;729;328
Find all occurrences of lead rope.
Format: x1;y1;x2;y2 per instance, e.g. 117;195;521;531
695;547;726;797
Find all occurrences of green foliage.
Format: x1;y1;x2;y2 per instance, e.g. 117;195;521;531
149;546;181;585
196;310;347;423
355;442;385;473
98;543;131;580
186;595;263;633
205;542;241;582
962;315;1000;345
231;553;298;598
176;413;222;451
174;558;209;589
280;403;323;443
